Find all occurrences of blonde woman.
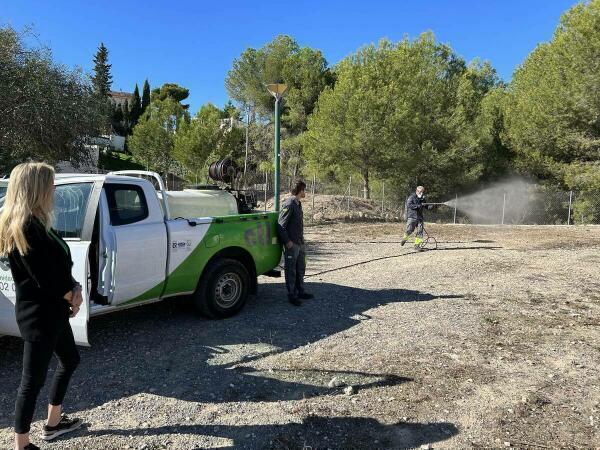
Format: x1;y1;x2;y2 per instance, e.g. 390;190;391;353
0;163;83;450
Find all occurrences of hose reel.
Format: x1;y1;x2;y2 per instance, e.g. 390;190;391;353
206;158;257;214
208;158;240;184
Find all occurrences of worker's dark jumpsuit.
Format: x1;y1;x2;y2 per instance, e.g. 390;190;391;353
277;197;306;299
404;193;425;247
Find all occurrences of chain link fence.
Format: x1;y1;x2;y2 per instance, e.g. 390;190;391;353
242;172;600;225
83;165;600;226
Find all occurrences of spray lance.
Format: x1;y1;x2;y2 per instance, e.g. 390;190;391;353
421;202;451;211
422;197;456;208
417;192;454;208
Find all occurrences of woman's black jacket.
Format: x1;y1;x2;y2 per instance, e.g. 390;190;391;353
7;217;76;341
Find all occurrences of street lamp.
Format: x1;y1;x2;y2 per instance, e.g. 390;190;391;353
266;83;287;211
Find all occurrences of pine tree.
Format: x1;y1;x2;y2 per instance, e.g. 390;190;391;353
110;103;124;135
130;83;142;128
122;99;130;133
141;79;151;114
91;42;113;97
112;103;123;123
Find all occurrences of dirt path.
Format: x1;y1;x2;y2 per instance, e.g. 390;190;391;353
1;224;598;449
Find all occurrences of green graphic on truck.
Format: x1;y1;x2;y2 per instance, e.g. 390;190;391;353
0;171;282;346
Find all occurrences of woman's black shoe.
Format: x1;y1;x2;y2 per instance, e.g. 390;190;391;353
24;444;41;450
42;414;82;441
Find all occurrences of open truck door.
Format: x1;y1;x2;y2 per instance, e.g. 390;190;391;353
96;181;169;306
64;242;92;346
0;180;101;346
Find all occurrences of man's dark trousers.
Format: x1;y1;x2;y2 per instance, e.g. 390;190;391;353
284;243;306;298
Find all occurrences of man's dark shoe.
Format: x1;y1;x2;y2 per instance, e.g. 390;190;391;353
414;245;424;252
400;239;406;246
288;296;302;306
42;414;82;441
24;444;40;450
298;292;314;300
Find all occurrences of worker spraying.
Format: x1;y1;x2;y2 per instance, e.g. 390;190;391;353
401;185;433;251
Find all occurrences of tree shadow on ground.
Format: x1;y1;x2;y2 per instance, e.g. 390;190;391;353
79;416;459;449
0;282;463;447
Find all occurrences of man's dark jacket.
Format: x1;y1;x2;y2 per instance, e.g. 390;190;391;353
7;217;76;341
277;197;304;245
406;193;426;221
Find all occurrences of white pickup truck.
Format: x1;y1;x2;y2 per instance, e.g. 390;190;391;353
0;171;282;346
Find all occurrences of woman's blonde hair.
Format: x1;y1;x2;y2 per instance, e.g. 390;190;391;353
0;162;55;256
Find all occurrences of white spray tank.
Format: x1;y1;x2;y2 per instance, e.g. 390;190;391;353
159;186;239;218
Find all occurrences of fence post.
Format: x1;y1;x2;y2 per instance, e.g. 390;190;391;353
453;193;458;225
381;182;385;215
264;172;268;212
347;176;352;211
567;190;573;225
501;193;506;225
311;174;316;223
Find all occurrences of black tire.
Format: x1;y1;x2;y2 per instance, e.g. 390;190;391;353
193;258;251;318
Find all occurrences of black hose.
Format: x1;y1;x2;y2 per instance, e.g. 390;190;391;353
208;158;239;183
304;251;420;278
303;245;502;278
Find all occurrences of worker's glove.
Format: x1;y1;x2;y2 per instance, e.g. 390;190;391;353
427;204;434;210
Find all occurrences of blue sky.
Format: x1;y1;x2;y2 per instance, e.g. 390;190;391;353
1;0;578;112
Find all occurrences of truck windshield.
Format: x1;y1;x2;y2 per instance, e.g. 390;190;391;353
53;183;93;238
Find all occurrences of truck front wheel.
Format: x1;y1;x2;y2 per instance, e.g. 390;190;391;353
194;258;251;318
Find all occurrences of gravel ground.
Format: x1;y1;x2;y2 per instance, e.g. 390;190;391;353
1;223;599;449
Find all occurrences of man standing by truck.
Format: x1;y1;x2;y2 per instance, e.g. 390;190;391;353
401;185;431;251
278;180;314;306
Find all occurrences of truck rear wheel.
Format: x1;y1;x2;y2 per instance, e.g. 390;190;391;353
193;258;251;318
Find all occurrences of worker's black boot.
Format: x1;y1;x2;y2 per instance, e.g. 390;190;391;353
288;295;302;306
414;245;423;252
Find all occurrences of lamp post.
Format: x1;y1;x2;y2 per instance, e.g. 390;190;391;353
266;83;287;211
242;105;251;188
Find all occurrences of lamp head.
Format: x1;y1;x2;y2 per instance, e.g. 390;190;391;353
266;83;288;98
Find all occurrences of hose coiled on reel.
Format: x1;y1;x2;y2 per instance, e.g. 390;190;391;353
208;158;239;184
